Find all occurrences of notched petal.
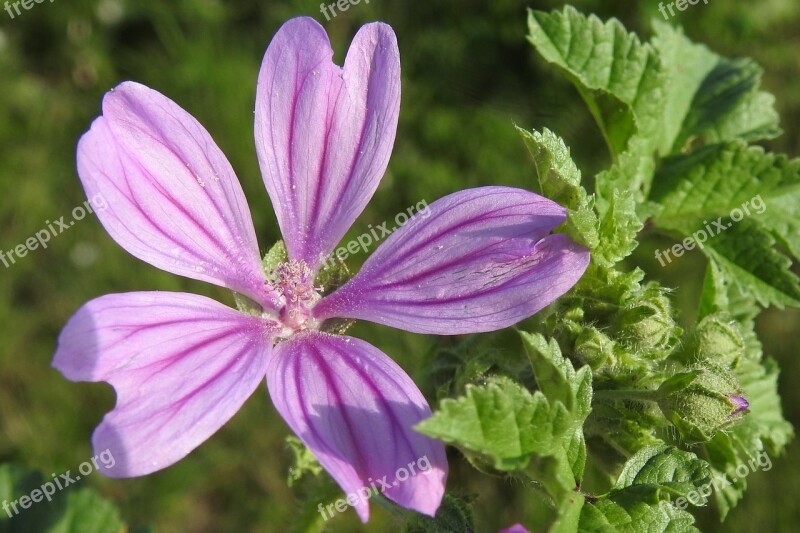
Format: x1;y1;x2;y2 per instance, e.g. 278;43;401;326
314;186;590;334
53;291;275;477
255;17;401;270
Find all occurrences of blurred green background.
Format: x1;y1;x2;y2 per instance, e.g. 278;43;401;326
1;0;799;531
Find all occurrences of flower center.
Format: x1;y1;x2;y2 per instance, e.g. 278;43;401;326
271;260;321;334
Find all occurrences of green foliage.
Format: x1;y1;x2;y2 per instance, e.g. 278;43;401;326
418;5;797;532
527;6;665;160
576;445;709;532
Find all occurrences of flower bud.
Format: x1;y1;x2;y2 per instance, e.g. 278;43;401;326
695;314;745;366
658;363;749;443
615;287;677;357
574;327;616;369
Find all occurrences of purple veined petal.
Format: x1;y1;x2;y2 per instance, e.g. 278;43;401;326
255;17;401;271
314;186;590;334
78;82;276;309
53;291;276;477
266;332;447;522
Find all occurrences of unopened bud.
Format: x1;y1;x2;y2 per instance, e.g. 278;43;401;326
658;363;749;443
574;327;616;369
695;314;745;366
615;287;677;357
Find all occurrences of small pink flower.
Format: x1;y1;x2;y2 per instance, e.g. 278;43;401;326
53;17;589;522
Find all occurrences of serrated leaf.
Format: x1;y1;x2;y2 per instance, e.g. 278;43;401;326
518;124;642;266
416;377;574;471
673;58;780;150
652;143;800;228
652;143;800;307
578;498;698;533
613;445;711;501
595;138;658;211
518;126;582;203
519;332;592;420
650;21;719;155
518;126;599;251
702;223;800;307
595;188;642;266
577;446;707;532
527;6;665;158
518;333;592;492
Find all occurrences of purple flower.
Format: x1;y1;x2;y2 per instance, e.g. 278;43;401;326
52;17;589;522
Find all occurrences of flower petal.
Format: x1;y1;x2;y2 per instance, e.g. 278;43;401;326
53;291;275;477
78;82;275;308
314;186;590;334
255;17;401;270
266;332;447;522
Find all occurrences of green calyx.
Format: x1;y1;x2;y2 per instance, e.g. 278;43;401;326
657;362;749;443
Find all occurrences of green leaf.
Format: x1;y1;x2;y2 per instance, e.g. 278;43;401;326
577;446;708;532
700;222;800;308
527;6;665;158
518;126;642;265
595;188;642;266
416;377;575;471
578;497;698;533
520;332;592;421
517;333;593;512
612;445;711;502
673;58;780;151
518;126;599;251
650;21;718;155
652;142;800;307
594;138;658;213
518;126;581;203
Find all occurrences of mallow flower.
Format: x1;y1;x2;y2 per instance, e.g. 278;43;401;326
53;17;590;521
